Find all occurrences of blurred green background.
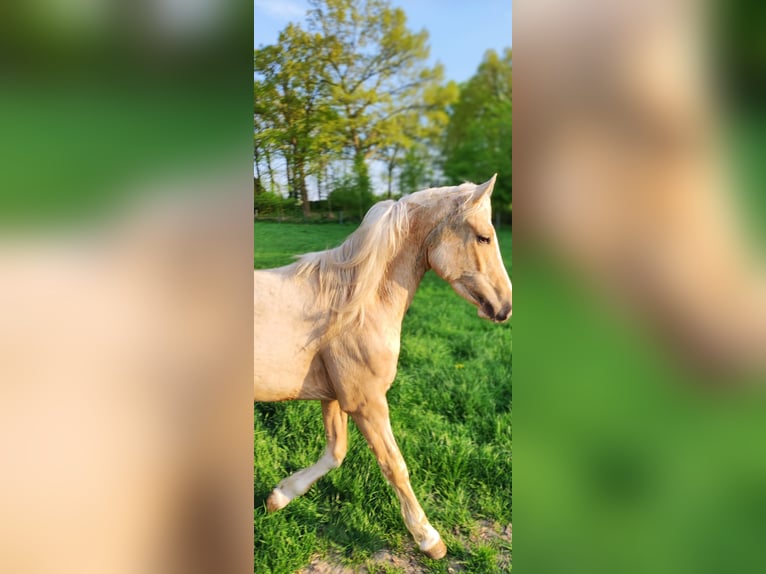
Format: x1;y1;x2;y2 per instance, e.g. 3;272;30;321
0;0;250;226
518;3;766;573
519;256;766;574
0;84;244;224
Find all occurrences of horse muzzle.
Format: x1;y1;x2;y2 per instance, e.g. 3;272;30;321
493;302;512;323
478;301;512;323
475;293;512;323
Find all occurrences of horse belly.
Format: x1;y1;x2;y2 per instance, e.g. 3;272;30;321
253;351;333;401
254;335;335;401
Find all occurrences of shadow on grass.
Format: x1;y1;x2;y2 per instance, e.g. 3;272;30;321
254;486;272;510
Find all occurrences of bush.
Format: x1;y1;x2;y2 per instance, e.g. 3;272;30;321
254;191;299;217
327;174;376;220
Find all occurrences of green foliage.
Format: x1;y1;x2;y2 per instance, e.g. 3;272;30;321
254;191;298;217
255;0;457;202
352;152;372;197
398;144;431;196
307;0;442;157
253;177;265;195
255;24;340;214
327;174;377;221
254;222;512;573
442;49;512;221
325;153;377;219
380;79;459;197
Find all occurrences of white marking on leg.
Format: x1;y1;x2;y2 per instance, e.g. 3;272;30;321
282;449;338;499
267;401;348;511
266;487;291;511
419;524;441;552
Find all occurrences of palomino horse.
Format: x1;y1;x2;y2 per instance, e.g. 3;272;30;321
253;175;512;559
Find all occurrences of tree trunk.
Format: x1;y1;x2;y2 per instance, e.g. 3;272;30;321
254;145;262;184
264;147;275;193
294;148;310;218
386;147;399;199
300;166;311;218
285;155;295;200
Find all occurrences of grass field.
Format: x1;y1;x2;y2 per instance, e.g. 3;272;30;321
254;221;513;574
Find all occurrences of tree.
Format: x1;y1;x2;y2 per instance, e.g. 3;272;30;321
254;25;339;217
379;79;459;197
442;48;512;223
327;165;376;220
307;0;449;182
254;0;458;209
254;101;279;196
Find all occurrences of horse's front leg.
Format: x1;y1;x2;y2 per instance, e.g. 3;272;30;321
266;399;348;511
351;398;447;559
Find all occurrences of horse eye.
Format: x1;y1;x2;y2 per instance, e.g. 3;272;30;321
477;235;491;245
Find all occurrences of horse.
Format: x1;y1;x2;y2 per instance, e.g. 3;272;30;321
253;175;512;559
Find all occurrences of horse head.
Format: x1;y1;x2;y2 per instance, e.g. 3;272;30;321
426;175;513;323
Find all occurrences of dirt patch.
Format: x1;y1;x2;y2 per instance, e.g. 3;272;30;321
298;547;423;574
298;555;356;574
298;521;511;574
478;520;512;571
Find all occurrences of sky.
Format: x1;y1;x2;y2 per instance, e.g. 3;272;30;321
254;0;512;84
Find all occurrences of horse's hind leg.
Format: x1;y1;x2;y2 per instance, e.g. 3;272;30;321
266;400;348;512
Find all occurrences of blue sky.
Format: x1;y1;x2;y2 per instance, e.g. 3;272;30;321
254;0;512;84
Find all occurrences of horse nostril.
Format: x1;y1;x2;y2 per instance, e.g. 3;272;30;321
496;303;512;322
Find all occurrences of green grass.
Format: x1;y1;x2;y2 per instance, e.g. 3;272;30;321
254;221;512;574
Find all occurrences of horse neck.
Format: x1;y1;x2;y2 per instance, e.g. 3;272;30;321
375;207;437;323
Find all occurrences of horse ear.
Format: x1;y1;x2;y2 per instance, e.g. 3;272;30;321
472;174;497;205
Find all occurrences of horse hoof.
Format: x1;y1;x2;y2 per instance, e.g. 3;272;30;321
266;488;290;512
422;539;447;560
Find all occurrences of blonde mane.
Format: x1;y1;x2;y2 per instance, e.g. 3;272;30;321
295;182;483;332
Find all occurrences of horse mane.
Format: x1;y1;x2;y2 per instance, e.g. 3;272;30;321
295;182;482;331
